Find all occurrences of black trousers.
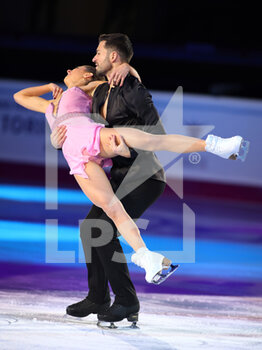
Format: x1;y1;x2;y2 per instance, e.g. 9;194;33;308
80;178;166;306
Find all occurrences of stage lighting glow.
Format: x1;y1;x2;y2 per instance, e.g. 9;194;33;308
0;185;92;204
0;220;261;280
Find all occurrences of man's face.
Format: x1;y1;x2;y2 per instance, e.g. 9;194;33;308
92;41;112;75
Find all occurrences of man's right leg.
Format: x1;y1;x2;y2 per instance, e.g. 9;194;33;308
82;205;111;305
87;209;139;307
66;205;111;317
66;203;138;317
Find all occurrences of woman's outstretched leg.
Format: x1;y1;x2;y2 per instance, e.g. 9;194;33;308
74;161;175;284
114;128;207;153
100;127;205;155
99;128;249;161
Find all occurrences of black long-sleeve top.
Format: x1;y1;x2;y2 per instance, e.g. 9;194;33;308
92;75;166;191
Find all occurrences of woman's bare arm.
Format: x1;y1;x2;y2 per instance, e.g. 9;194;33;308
13;83;63;113
81;63;141;96
108;63;141;86
128;65;141;83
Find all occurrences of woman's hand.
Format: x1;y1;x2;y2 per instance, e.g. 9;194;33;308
108;63;130;87
50;125;67;149
108;134;131;158
48;83;63;99
108;64;141;86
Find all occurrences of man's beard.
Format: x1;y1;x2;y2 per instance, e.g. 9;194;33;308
96;58;112;76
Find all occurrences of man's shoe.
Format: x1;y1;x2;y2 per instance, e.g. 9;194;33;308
66;297;110;318
97;302;140;323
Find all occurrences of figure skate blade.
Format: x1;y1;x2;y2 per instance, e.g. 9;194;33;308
152;264;179;285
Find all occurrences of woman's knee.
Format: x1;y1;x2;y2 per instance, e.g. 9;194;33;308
101;200;123;221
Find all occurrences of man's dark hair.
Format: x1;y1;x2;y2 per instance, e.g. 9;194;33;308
98;33;133;63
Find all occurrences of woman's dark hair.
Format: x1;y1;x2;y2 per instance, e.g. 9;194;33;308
83;65;105;81
98;33;133;63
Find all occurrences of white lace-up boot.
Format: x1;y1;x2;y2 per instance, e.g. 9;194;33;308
131;247;173;284
205;134;249;161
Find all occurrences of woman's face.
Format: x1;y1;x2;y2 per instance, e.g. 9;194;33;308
64;66;87;86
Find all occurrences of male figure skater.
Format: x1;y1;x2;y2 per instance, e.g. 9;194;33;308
51;33;167;324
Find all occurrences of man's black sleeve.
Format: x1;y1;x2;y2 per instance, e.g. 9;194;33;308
122;76;166;135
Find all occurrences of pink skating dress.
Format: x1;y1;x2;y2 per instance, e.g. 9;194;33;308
45;86;112;178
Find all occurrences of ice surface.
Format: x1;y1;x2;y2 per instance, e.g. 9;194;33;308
0;290;261;350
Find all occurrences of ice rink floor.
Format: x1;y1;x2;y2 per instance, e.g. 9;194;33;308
0;290;261;350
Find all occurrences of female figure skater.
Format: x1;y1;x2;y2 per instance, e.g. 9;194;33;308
13;64;249;284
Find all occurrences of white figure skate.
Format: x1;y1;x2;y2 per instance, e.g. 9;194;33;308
205;135;250;162
131;247;178;285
